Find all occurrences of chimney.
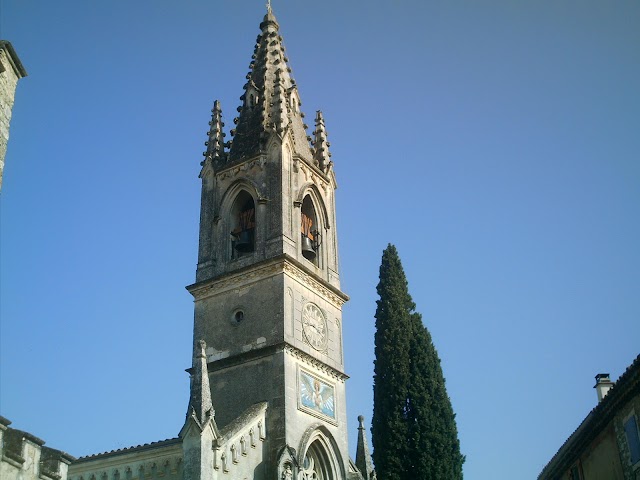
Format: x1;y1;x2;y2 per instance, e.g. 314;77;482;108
594;373;614;403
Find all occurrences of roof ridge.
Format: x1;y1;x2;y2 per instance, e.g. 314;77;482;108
74;437;181;463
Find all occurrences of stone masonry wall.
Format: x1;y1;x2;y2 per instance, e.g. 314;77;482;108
0;42;26;191
0;416;75;480
68;440;183;480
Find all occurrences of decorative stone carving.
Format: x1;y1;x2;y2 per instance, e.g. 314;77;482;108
282;262;347;308
281;462;293;480
217;156;267;181
230;445;238;464
284;345;348;382
189;258;347;308
299;456;317;480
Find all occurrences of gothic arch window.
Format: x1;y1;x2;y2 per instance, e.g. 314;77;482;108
230;190;256;257
300;440;335;480
301;194;321;265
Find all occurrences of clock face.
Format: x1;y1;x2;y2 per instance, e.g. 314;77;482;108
302;303;328;351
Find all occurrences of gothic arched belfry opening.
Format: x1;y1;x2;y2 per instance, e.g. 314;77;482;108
67;7;374;480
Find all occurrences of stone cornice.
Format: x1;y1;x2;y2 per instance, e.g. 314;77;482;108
190;342;348;383
187;257;283;301
215;154;267;180
284;344;349;382
292;157;333;192
186;255;348;308
282;257;348;309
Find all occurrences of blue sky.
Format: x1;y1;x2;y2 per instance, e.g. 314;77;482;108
1;1;639;478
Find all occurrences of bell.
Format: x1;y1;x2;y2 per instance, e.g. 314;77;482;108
235;229;253;252
301;234;316;261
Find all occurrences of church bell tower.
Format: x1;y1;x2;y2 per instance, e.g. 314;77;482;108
186;7;352;479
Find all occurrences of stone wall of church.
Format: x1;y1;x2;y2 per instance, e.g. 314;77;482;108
283;264;344;373
193;266;285;365
209;402;269;480
68;440;182;480
0;416;74;480
283;350;350;476
206;351;287;478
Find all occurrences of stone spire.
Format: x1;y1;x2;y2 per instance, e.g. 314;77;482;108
203;100;226;168
355;415;375;480
188;339;215;426
228;8;313;165
180;340;219;480
312;110;332;172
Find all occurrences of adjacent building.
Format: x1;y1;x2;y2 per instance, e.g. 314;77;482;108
0;40;27;191
538;355;640;480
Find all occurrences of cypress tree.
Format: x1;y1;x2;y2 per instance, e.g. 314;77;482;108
372;244;464;480
407;312;465;479
372;244;413;480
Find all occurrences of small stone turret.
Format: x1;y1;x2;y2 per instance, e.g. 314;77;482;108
180;340;220;480
312;110;332;172
203;100;226;169
355;415;375;480
188;340;216;426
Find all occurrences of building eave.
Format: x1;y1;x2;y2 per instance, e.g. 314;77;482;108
0;40;28;77
72;437;181;465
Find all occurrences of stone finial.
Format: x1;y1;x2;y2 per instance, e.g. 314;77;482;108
312;110;331;171
355;415;375;480
260;7;279;31
203;100;226;165
188;339;215;426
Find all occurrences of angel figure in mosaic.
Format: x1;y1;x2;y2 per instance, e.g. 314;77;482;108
300;374;335;418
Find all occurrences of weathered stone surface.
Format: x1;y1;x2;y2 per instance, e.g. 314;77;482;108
0;416;75;480
0;41;27;191
188;7;358;479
